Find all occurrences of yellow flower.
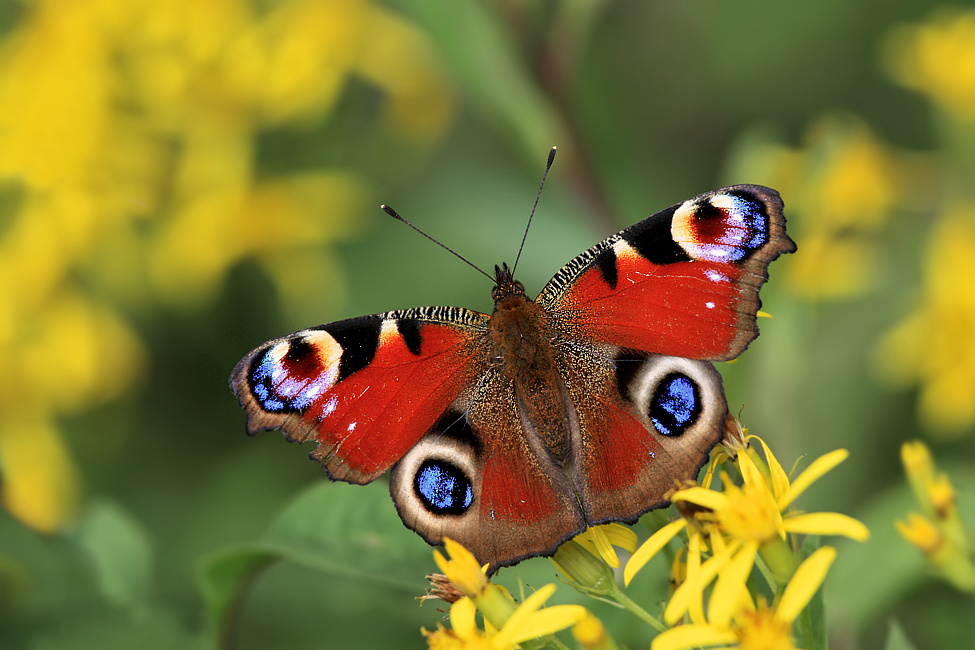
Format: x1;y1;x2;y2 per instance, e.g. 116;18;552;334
626;436;867;626
572;610;619;650
895;441;975;592
729;115;899;300
0;0;453;532
674;440;869;550
422;586;588;650
885;8;975;121
570;524;638;569
873;209;975;437
434;538;490;599
651;546;837;650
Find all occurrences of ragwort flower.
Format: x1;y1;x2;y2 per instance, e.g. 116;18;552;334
0;0;453;532
651;547;838;650
426;540;587;649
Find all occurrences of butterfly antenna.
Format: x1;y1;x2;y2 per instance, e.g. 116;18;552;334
511;146;557;277
381;204;495;283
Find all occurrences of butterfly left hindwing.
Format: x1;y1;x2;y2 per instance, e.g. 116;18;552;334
230;183;795;572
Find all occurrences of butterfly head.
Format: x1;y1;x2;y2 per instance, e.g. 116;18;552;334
491;263;526;303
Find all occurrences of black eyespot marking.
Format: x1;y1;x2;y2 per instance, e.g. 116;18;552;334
649;372;701;437
625;206;692;265
397;319;423;356
322;319;380;380
414;459;474;516
595;247;618;289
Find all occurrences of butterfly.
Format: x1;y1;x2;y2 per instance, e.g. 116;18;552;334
230;174;795;573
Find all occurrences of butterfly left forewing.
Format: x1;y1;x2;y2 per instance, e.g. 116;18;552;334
230;307;487;484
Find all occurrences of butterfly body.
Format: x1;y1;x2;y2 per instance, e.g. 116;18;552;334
231;184;795;571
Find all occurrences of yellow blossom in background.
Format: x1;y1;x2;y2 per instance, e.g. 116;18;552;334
873;210;975;436
0;0;453;532
885;8;975;121
730;114;901;300
895;441;975;592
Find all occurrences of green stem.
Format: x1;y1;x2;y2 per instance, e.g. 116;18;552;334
609;587;667;633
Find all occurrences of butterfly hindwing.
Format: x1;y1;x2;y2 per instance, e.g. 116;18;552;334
563;347;728;525
537;185;795;361
230;307;488;484
389;370;586;570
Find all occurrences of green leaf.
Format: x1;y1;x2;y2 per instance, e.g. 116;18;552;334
198;546;277;647
796;537;828;650
198;481;433;637
404;1;561;165
884;620;918;650
72;500;153;608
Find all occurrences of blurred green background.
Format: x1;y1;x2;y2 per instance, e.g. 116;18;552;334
2;0;974;648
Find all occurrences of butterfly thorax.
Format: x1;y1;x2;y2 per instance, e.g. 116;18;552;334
488;266;572;463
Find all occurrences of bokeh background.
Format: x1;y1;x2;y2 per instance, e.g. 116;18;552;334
2;0;974;648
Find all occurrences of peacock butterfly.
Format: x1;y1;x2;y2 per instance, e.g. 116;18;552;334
230;155;795;572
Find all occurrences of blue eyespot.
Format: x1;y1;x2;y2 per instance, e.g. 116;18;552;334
415;460;474;516
650;373;700;437
251;350;284;411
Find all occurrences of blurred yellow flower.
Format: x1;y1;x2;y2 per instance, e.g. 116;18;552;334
895;441;974;592
873;209;975;436
730;115;901;300
0;0;453;532
885;8;975;121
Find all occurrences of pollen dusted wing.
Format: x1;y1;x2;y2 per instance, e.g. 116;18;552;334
230;308;488;484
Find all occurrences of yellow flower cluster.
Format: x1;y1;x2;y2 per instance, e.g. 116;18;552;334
870;7;975;438
732;115;901;301
896;441;974;592
0;0;453;532
423;426;868;649
885;8;975;121
425;539;588;649
874;212;975;436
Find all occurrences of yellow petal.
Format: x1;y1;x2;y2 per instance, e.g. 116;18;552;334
600;523;639;554
651;623;737;650
0;415;80;532
448;597;479;638
778;449;848;509
671;486;728;511
782;512;870;541
624;519;686;586
775;546;836;623
665;544;731;625
708;543;758;627
585;525;619;568
499;605;588;647
753;436;790;499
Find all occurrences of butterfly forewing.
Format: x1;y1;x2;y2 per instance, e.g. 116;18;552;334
230;307;488;484
537;185;795;361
